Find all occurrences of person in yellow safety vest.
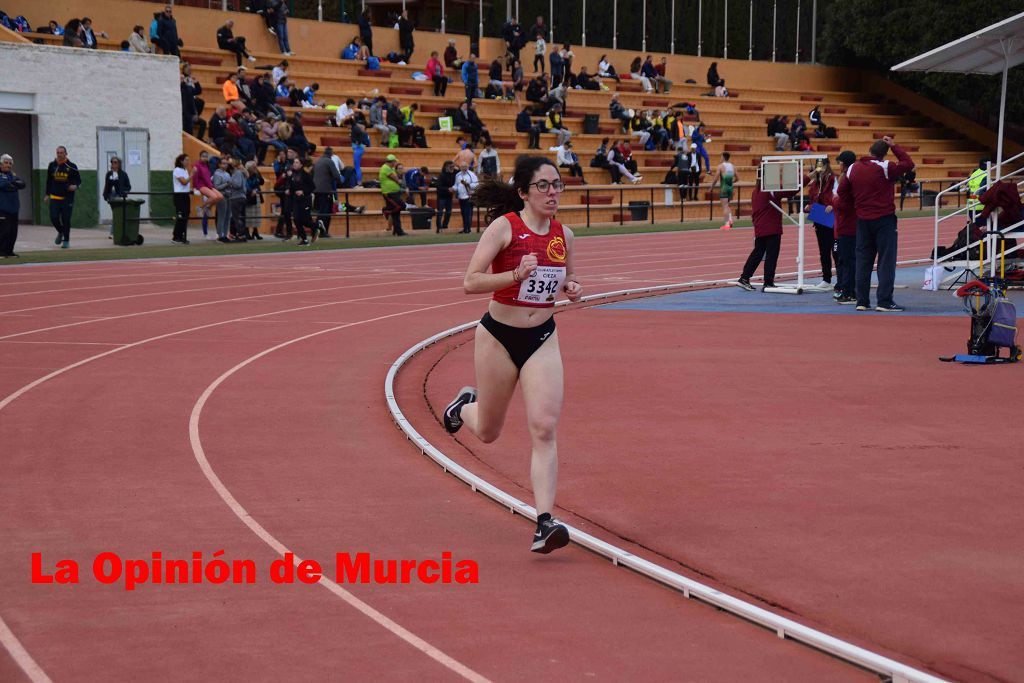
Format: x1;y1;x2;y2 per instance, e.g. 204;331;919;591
967;157;989;218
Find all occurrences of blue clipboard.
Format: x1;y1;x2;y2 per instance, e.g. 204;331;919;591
808;202;834;228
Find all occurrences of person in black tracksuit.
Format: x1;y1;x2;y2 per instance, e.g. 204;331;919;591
45;147;81;248
287;157;317;245
435;161;456;232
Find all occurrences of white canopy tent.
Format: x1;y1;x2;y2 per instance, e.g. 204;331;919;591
891;11;1024;180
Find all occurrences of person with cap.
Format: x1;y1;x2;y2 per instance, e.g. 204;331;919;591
832;151;858;304
313;147;343;237
0;153;26;258
845;134;915;312
379;154;407;236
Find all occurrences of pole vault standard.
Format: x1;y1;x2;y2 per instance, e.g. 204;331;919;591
757;154;829;295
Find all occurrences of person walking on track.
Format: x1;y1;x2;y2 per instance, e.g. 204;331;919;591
442;155;583;554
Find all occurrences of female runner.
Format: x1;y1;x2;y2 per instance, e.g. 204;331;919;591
443;155;583;554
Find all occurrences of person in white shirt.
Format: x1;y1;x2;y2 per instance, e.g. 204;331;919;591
533;36;546;74
271;60;289;89
128;25;152;53
454;163;479;233
555;141;585;183
172;153;192;244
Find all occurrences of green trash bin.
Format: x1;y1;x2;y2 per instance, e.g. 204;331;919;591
111;198;146;246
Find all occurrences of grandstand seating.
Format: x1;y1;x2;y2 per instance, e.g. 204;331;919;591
11;0;1008;235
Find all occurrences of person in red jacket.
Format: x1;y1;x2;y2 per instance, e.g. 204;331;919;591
805;158;837;290
832;151;858;304
976;179;1023;254
735;184;799;291
846;135;914;311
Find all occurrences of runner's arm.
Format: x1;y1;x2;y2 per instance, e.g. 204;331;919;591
463;216;521;294
562;226;582;302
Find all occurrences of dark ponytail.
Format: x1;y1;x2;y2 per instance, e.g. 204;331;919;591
471;155;559;224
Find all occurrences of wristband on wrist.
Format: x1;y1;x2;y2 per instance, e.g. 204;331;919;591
512;269;522;283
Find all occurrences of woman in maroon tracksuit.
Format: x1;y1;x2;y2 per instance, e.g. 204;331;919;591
832;151;859;303
735;184;799;291
806;159;837;289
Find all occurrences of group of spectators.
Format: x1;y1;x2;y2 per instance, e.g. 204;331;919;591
767;107;832;151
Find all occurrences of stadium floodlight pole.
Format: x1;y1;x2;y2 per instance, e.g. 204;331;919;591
440;0;446;33
811;0;817;63
318;0;323;21
613;0;617;49
795;0;801;63
550;0;553;44
697;0;702;56
642;0;647;52
670;0;675;53
480;0;484;45
506;0;511;20
771;1;776;62
723;0;728;59
581;0;587;46
748;0;753;60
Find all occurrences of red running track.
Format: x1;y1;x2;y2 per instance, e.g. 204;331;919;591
1;220;941;680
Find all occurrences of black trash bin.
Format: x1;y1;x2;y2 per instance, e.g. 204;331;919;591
111;198;146;246
409;207;435;230
628;200;650;221
921;190;938;208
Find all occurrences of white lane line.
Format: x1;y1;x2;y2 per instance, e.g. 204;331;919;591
0;615;51;683
0;275;438;341
383;283;947;683
188;298;490;682
0;340;127;346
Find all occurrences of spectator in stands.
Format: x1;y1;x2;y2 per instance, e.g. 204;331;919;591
453;101;490;148
258;116;288;163
454;137;476;170
301;82;324;108
454;162;478;233
359;9;374;56
444;39;461;70
597;55;620;82
735;181;800;291
403;165;428;206
286;113;316;156
313;147;343;236
45;146;80;249
589;139;617;182
533;35;547;74
502;18;525;63
129;25;152;53
236;70;257;108
272;60;289;87
379;154;407;236
628;112;651;148
222;72;246;111
251;0;276;34
549;47;564;88
149;12;161;48
171;154;192;244
847;135;914;311
575;66;599;91
707;61;723;89
398;10;414;62
62;20;84;47
0;154;26;258
217;20;255;67
511;59;525;102
399;102;426;148
670;144;700;199
334;98;360;127
767;115;789;151
617;139;639;176
832;151;858;303
547;104;571;147
254;73;283;119
531;15;547;41
691;123;711;174
80;18;107;49
653;57;672;93
609;139;641;184
556;141;585;183
714;80;729;97
516;105;543;149
609;93;631;131
435;160;456;231
462;54;479;102
369;96;396;143
560;44;575;86
789;115;808;150
809;105;826;137
244;159;264;240
526;74;548;109
180;73;202;138
156;5;180;57
479;142;501;180
426;51;447;97
39;20;63;36
274;1;292;55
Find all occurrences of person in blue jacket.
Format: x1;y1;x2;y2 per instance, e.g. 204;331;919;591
461;54;479;102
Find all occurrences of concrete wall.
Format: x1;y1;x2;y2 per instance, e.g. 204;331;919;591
0;42;181;227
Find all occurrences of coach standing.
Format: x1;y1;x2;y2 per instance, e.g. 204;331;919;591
0;154;26;258
846;135;914;312
45;146;81;250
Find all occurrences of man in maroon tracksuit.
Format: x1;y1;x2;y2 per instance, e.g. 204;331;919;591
736;185;799;291
845;135;915;311
975;179;1023;255
832;151;859;303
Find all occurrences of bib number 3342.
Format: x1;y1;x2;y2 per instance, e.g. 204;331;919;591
517;266;566;304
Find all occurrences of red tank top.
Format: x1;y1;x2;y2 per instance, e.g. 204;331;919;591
491;212;568;308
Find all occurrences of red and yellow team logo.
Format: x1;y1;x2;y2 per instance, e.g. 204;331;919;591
546;236;567;263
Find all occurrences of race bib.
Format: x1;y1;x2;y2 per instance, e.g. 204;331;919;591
517;266;566;304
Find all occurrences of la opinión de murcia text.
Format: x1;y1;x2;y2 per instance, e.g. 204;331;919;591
31;551;479;590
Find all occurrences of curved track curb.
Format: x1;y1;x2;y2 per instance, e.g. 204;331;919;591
384;276;945;683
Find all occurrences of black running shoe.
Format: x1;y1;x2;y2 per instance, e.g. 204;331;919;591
836;295;857;305
531;518;570;554
443;386;477;434
734;278;754;291
876;303;905;312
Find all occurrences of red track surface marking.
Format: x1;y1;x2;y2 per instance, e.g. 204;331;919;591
0;219;942;679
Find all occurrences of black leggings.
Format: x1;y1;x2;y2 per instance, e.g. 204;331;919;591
480;312;556;370
533;54;544;73
173;193;191;241
814;224;837;282
741;234;782;286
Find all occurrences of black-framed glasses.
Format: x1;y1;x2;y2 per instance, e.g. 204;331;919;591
529;180;565;193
